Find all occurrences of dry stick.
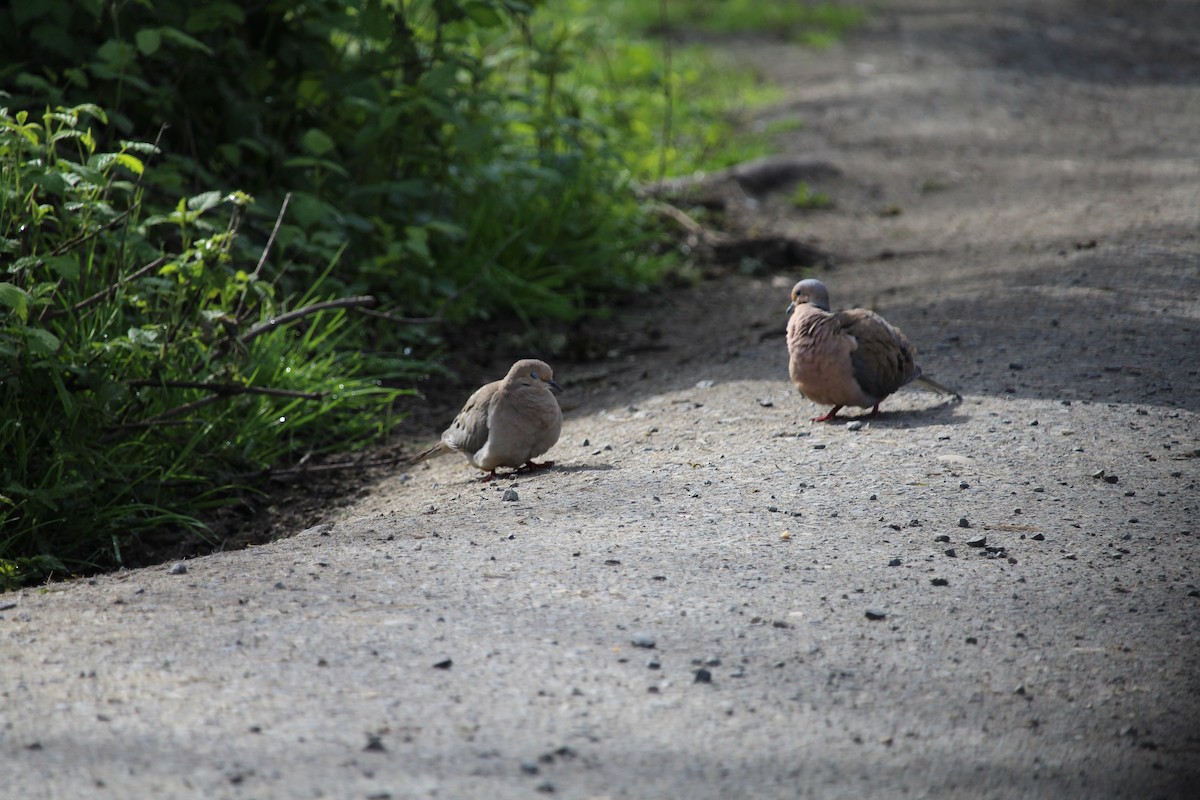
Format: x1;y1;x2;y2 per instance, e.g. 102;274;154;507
124;379;324;400
233;454;408;481
239;295;378;344
110;394;224;433
45;256;166;319
234;192;293;324
251;192;291;281
45;198;143;260
354;306;443;326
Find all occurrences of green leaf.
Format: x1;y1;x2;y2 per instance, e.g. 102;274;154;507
136;29;162;56
0;283;30;322
24;327;60;356
465;2;505;27
300;128;336;157
186;190;223;214
157;27;214;55
45;256;80;281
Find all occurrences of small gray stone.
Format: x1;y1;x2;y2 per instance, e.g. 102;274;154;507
502;488;519;502
1031;532;1045;541
931;577;950;587
167;562;188;575
957;517;970;528
694;668;713;684
631;633;656;649
865;608;886;621
887;558;902;567
966;535;987;547
845;420;865;431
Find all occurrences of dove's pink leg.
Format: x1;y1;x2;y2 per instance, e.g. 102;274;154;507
480;470;498;483
811;406;844;423
865;403;882;418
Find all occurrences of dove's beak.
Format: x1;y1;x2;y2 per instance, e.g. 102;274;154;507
786;301;796;316
548;379;563;394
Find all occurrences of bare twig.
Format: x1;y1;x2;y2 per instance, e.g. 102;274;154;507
232;454;408;481
251;192;291;281
108;394;224;434
354;306;443;325
239;295;378;344
44;256;166;319
124;379;325;400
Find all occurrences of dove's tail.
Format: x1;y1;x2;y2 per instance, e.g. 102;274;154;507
917;374;962;401
409;441;451;465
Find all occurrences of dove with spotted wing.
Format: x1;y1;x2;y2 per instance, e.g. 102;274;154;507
786;279;960;422
409;358;563;481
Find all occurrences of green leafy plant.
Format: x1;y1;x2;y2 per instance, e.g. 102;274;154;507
791;181;834;210
0;103;406;585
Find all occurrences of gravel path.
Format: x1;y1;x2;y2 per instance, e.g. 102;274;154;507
4;2;1198;798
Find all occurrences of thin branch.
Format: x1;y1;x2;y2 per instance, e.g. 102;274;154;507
252;192;291;281
354;306;443;325
108;393;224;433
239;295;377;344
232;454;408;482
46;198;143;259
44;256;166;319
124;379;325;400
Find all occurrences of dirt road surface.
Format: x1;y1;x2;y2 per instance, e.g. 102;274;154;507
4;2;1198;797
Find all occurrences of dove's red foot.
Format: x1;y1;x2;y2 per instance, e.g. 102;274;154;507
811;406;844;423
480;470;498;483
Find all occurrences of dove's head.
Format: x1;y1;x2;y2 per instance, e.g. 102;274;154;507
509;358;563;394
787;279;832;315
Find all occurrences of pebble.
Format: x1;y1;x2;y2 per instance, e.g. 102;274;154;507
931;578;950;587
695;380;715;389
167;562;188;575
432;657;453;670
966;535;987;547
502;488;519;502
1031;532;1045;541
934;534;950;543
944;548;957;558
846;420;865;431
647;659;661;670
631;633;656;649
957;517;971;528
959;482;970;489
1104;474;1119;484
865;608;887;621
694;668;713;684
887;558;902;567
520;762;540;775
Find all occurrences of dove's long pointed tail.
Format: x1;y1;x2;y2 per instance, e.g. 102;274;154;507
916;374;962;401
409;441;451;465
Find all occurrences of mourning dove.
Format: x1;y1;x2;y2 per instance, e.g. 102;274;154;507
786;279;960;422
409;358;563;481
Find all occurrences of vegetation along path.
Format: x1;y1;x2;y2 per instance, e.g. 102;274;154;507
5;1;1198;797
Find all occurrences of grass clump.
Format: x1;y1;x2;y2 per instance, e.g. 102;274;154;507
0;104;406;586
